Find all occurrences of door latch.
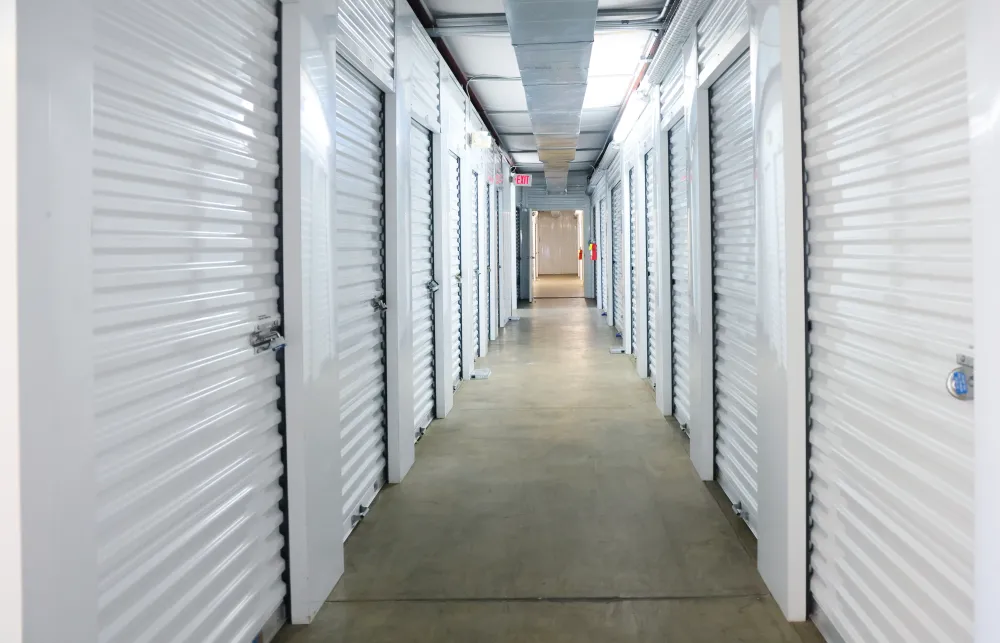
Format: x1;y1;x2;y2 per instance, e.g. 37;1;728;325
371;297;388;312
250;314;285;354
427;279;440;293
947;353;974;401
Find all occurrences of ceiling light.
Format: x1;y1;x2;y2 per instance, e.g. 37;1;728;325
612;91;649;144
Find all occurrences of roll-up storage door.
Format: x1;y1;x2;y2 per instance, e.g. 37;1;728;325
410;122;435;438
485;186;492;338
335;59;388;540
668;119;691;428
709;50;757;532
471;171;481;357
93;1;286;640
611;183;624;335
495;187;502;332
801;1;974;641
449;153;462;389
645;151;657;386
629;168;637;355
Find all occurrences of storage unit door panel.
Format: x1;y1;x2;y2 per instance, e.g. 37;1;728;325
93;2;286;640
472;172;481;357
611;183;625;334
485;186;492;336
411;123;435;435
709;51;757;531
801;1;974;641
335;59;388;540
629;168;637;354
645;151;657;386
337;0;394;88
449;153;462;389
669;120;691;427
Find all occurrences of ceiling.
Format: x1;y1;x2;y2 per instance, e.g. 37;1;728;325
421;0;665;178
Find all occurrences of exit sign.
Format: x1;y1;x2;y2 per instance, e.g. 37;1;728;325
514;174;533;186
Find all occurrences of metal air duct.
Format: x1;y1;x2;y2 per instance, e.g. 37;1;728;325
503;0;599;193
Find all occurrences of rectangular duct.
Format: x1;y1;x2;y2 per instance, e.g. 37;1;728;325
504;0;599;193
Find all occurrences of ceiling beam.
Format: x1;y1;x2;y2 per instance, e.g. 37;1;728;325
427;9;664;36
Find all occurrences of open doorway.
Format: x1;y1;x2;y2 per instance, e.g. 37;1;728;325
532;210;584;299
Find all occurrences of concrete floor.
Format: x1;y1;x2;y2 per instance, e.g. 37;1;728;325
276;299;815;642
534;274;585;298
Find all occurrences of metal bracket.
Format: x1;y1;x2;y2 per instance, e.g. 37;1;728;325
427;279;440;293
249;314;286;354
371;297;388;312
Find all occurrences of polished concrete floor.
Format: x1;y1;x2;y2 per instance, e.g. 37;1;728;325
276;299;815;642
534;274;585;298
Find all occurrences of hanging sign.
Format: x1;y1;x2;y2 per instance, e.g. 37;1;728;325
513;174;533;187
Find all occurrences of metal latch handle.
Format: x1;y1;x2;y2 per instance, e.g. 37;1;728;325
427;279;440;293
371;297;388;311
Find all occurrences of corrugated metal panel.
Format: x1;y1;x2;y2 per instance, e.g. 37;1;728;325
449;153;462;389
611;183;625;335
801;1;974;641
595;197;605;310
445;76;466;151
338;0;395;89
710;51;757;532
645;150;657;387
410;21;440;130
660;54;685;126
471;171;481;357
522;187;590;211
697;0;749;74
335;58;388;540
411;122;435;437
629;168;637;354
93;1;286;640
493;186;502;332
669;119;691;428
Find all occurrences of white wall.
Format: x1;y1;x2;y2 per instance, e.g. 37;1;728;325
536;211;581;275
968;0;999;639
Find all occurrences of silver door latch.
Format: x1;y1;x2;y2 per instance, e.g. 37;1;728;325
427;279;440;292
947;353;974;401
371;297;388;312
250;314;285;354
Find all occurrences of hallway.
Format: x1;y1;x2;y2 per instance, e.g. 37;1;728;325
277;299;812;642
534;274;586;298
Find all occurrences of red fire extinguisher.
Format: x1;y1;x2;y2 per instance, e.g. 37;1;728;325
579;248;584;260
590;243;597;261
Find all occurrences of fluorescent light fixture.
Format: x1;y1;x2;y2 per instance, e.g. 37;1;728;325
612;90;649;144
582;75;633;109
469;131;493;149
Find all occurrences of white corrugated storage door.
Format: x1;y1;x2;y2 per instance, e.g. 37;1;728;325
93;1;286;640
471;171;481;357
645;151;657;386
611;183;624;335
801;1;974;641
629;168;637;354
336;59;388;540
485;186;492;336
668;120;691;428
709;50;757;531
411;123;435;437
449;153;462;389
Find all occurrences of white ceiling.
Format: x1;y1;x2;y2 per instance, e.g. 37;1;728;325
423;0;664;175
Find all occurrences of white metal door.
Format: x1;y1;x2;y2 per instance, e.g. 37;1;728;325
611;183;625;335
93;1;287;640
709;50;757;531
410;122;435;437
629;168;637;355
449;153;462;389
668;119;691;428
335;59;387;540
645;150;657;386
485;186;493;337
471;171;481;357
801;1;974;641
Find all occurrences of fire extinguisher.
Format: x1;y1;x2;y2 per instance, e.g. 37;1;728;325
590;242;597;261
578;248;584;260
